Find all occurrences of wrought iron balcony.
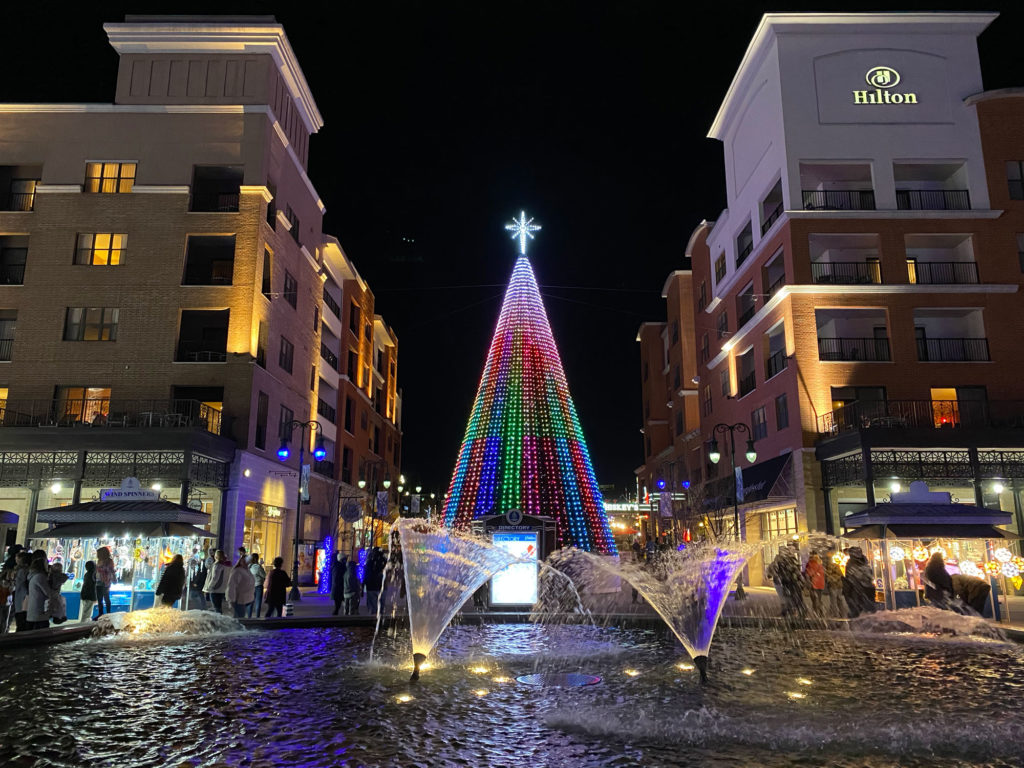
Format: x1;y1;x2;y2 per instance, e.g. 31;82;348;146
817;337;890;362
916;337;990;362
322;287;341;318
896;189;970;211
176;340;227;363
761;204;783;235
810;261;881;284
320;343;339;371
765;349;787;379
802;189;876;211
767;274;786;297
317;397;337;424
0;398;222;434
0;191;36;212
189;192;240;213
738;371;756;397
737;305;755;328
0;338;11;361
908;261;979;284
736;241;753;266
818;399;1024;435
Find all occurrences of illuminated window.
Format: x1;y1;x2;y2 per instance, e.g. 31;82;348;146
84;162;135;194
64;307;118;341
75;233;126;265
55;386;111;425
761;508;797;539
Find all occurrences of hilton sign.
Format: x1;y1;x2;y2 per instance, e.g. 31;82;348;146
852;66;918;106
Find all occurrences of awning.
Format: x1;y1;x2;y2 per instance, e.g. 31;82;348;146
35;499;210;526
704;452;793;508
843;523;1019;540
31;521;215;539
844;502;1011;527
0;510;18;525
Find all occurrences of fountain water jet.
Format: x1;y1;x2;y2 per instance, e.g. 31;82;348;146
546;542;757;683
393;518;520;680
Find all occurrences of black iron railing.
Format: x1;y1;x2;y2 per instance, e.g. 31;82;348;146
761;204;783;235
738;371;756;397
767;274;786;296
896;189;970;211
818;399;1024;435
765;349;787;379
908;261;979;284
320;343;339;371
737;304;755;328
817;337;890;361
0;338;11;361
1;191;36;212
916;337;990;362
810;261;881;284
176;340;227;363
0;398;222;434
802;189;876;210
322;287;341;318
317;397;337;424
736;241;753;266
190;192;240;212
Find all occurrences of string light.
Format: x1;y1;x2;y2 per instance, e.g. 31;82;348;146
441;216;617;554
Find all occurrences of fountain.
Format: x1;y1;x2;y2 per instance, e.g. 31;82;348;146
92;607;243;637
544;542;757;682
393;518;521;680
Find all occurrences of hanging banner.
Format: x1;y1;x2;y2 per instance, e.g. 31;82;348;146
301;464;310;502
411;494;421;517
735;466;745;503
659;492;673;518
376;491;388;518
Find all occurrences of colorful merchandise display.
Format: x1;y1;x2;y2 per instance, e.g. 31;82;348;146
442;212;617;554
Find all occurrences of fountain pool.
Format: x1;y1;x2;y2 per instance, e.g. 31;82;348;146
1;622;1022;767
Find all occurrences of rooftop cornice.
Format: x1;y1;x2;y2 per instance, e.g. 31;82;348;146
104;21;323;133
708;12;998;140
964;87;1024;106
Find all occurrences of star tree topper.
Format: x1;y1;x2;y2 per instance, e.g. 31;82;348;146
505;210;541;255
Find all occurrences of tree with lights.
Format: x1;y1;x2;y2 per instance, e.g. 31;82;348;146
441;212;617;555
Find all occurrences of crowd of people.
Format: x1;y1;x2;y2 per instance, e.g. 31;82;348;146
0;543;107;632
767;542;877;618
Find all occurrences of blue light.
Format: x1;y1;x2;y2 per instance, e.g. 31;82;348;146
313;446;327;461
682;480;691;489
277;444;290;461
656;479;666;490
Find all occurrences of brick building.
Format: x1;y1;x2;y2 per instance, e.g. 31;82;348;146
0;16;401;573
641;12;1024;582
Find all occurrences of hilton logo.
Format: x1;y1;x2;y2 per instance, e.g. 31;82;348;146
852;66;918;105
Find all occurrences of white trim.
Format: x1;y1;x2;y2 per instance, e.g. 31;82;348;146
35;185;81;194
660;269;692;299
787;209;1003;221
132;185;189;194
0;103;249;114
706;281;1018;370
240;185;274;203
103;21;323;132
275;210;292;230
269;118;326;214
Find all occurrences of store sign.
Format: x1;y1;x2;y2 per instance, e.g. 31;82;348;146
101;477;160;501
852;66;918;105
490;531;539;605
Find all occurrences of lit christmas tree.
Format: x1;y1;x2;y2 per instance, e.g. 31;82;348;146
442;212;617;554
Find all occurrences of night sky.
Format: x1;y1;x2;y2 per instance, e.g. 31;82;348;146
8;2;1024;495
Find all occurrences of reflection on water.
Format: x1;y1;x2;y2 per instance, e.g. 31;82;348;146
1;624;1023;767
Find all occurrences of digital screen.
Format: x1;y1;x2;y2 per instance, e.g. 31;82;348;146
490;531;539;605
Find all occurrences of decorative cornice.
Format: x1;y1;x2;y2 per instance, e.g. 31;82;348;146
132;185;189;194
240;185;274;203
103;20;323;132
35;185;82;193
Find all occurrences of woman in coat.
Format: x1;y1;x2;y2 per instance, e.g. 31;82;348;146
923;551;954;605
79;560;97;621
25;556;51;630
95;546;116;617
343;560;362;615
842;547;876;618
205;550;231;614
804;553;826;615
330;553;347;615
155;554;187;607
226;559;256;618
264;557;291;617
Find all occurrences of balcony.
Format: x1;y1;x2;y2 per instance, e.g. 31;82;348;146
190;166;242;213
761;203;782;236
916;337;990;362
0;263;25;285
737;304;755;328
896;189;970;211
0;189;36;212
908;261;978;285
322;287;341;318
176;340;227;363
810;261;881;285
738;371;756;397
189;192;240;213
817;337;890;362
0;168;41;211
0;398;222;434
313;459;335;477
736;241;753;267
320;343;339;371
818;399;1024;435
317;397;337;424
802;190;876;211
765;349;787;379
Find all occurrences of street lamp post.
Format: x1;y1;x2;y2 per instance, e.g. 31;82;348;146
277;419;327;602
358;463;392;549
707;422;757;541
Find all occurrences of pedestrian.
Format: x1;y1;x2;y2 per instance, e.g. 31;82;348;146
770;544;804;616
951;573;991;614
95;546;116;617
12;551;30;632
923;551;954;605
48;560;69;624
264;556;291;617
155;554;186;607
191;550;209;609
842;546;876;618
205;550;231;614
0;550;17;633
236;546;248;567
343;559;361;615
823;549;846;617
364;548;386;615
804;552;826;615
226;558;255;618
248;554;266;618
330;552;347;615
25;554;51;630
79;561;97;622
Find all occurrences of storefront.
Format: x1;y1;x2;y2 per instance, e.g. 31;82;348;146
31;479;214;619
241;502;285;563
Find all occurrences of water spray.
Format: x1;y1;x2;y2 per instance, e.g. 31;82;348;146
694;655;709;684
410;652;427;682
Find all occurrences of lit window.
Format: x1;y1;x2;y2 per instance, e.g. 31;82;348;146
64;307;118;341
84;162;136;194
75;233;126;266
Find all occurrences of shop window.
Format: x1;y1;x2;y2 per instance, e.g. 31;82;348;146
243;502;284;562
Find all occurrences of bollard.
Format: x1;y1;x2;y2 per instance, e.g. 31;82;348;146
284;603;294;617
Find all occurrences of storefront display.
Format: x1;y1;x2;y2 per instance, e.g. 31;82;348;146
242;502;284;563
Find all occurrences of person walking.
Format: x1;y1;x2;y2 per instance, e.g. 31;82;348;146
79;561;98;622
330;553;347;615
823;549;846;617
205;550;231;614
191;549;209;610
248;554;266;618
95;546;116;617
25;555;51;630
155;554;187;607
364;548;386;616
769;545;804;617
11;551;30;632
804;552;826;616
264;557;291;617
343;559;361;615
226;558;255;618
842;546;876;618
